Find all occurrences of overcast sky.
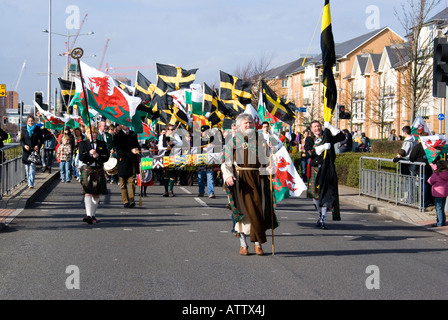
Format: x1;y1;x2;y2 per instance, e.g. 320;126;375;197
1;0;447;107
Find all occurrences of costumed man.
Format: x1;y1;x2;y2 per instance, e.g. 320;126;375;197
304;120;345;229
221;113;278;256
97;120;117;184
113;125;141;208
158;125;182;197
78;126;109;224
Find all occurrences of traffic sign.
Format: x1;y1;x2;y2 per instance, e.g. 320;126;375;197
297;107;307;112
438;113;445;121
0;84;5;97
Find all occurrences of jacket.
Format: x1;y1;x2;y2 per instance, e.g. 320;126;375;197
20;125;43;164
113;130;141;177
78;139;109;166
427;170;448;198
57;144;72;162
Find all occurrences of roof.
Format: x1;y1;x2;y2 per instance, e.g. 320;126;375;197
263;58;305;80
425;7;448;25
385;44;410;68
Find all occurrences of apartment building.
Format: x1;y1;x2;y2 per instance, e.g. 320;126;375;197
264;7;448;139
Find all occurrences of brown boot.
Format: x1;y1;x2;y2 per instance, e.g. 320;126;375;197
239;246;249;256
254;244;264;256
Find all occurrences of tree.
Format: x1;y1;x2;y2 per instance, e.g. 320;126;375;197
394;0;441;123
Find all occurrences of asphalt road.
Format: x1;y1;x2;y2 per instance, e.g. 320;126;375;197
1;177;447;302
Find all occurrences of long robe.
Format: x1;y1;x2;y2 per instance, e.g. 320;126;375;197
221;130;278;244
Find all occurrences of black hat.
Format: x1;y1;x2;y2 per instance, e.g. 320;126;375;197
201;125;210;132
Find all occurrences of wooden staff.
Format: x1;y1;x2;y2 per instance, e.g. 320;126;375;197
70;48;95;152
269;152;275;255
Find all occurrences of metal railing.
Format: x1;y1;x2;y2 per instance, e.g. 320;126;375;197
359;156;427;212
0;144;26;198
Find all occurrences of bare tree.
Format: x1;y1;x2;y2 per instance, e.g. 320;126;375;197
366;72;395;139
394;0;441;123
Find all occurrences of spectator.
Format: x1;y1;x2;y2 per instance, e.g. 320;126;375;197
428;160;448;227
358;132;370;152
42;128;56;173
388;129;398;141
20;115;42;189
338;129;352;153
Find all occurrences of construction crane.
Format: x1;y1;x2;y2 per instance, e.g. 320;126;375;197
14;60;26;92
101;63;155;77
98;38;110;70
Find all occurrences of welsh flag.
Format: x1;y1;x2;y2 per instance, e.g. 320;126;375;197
243;103;262;130
419;134;448;163
411;114;430;139
257;93;282;133
272;146;307;203
185;84;203;116
34;101;79;130
69;61;143;133
138;122;158;141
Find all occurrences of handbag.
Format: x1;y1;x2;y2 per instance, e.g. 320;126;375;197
27;150;42;165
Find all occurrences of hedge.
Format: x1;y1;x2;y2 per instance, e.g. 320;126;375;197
289;149;397;188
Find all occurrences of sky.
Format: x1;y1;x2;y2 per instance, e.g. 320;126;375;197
1;0;447;108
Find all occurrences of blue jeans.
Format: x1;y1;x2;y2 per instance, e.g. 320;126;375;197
24;162;36;187
198;170;214;195
59;161;71;182
435;197;447;227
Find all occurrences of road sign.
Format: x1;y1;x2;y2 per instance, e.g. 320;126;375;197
0;84;5;97
438;113;445;121
297;107;307;112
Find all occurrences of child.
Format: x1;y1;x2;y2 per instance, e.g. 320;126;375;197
427;160;448;227
57;135;72;183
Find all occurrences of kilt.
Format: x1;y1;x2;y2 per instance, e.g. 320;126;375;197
80;165;108;195
307;166;320;200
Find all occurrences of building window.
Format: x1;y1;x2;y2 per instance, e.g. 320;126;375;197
282;79;288;88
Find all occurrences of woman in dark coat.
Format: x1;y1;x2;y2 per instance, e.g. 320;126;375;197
78;126;109;224
20;115;43;188
113;125;141;208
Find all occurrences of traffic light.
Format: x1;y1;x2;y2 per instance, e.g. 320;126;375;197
338;105;351;119
433;37;448;98
3;116;7;124
34;91;43;107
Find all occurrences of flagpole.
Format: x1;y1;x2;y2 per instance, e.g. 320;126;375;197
70;47;94;151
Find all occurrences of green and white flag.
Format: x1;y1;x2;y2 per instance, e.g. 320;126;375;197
185;84;203;115
272;146;307;203
411;114;430;139
419;134;448;163
69;61;143;132
34;101;79;130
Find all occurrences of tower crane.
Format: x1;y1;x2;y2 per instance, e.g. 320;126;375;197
98;38;110;70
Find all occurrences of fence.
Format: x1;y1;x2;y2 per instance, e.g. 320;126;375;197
359;156;427;212
0;144;25;199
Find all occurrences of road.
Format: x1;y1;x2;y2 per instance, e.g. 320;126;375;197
1;177;447;302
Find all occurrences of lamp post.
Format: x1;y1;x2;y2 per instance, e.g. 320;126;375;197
42;30;94;81
47;0;51;111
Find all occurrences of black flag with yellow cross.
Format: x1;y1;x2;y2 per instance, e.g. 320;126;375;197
261;80;296;126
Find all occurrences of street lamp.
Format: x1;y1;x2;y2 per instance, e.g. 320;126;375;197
42;29;94;80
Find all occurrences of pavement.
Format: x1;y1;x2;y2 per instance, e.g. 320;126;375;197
0;164;447;237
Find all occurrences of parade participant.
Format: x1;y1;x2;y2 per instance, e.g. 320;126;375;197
78;126;109;224
20;115;43;189
158;125;182;197
113;125;141;208
72;127;85;181
197;125;215;198
261;121;282;152
56;135;72;183
221;113;277;256
97;120;117;184
305;120;345;229
42;128;56;173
